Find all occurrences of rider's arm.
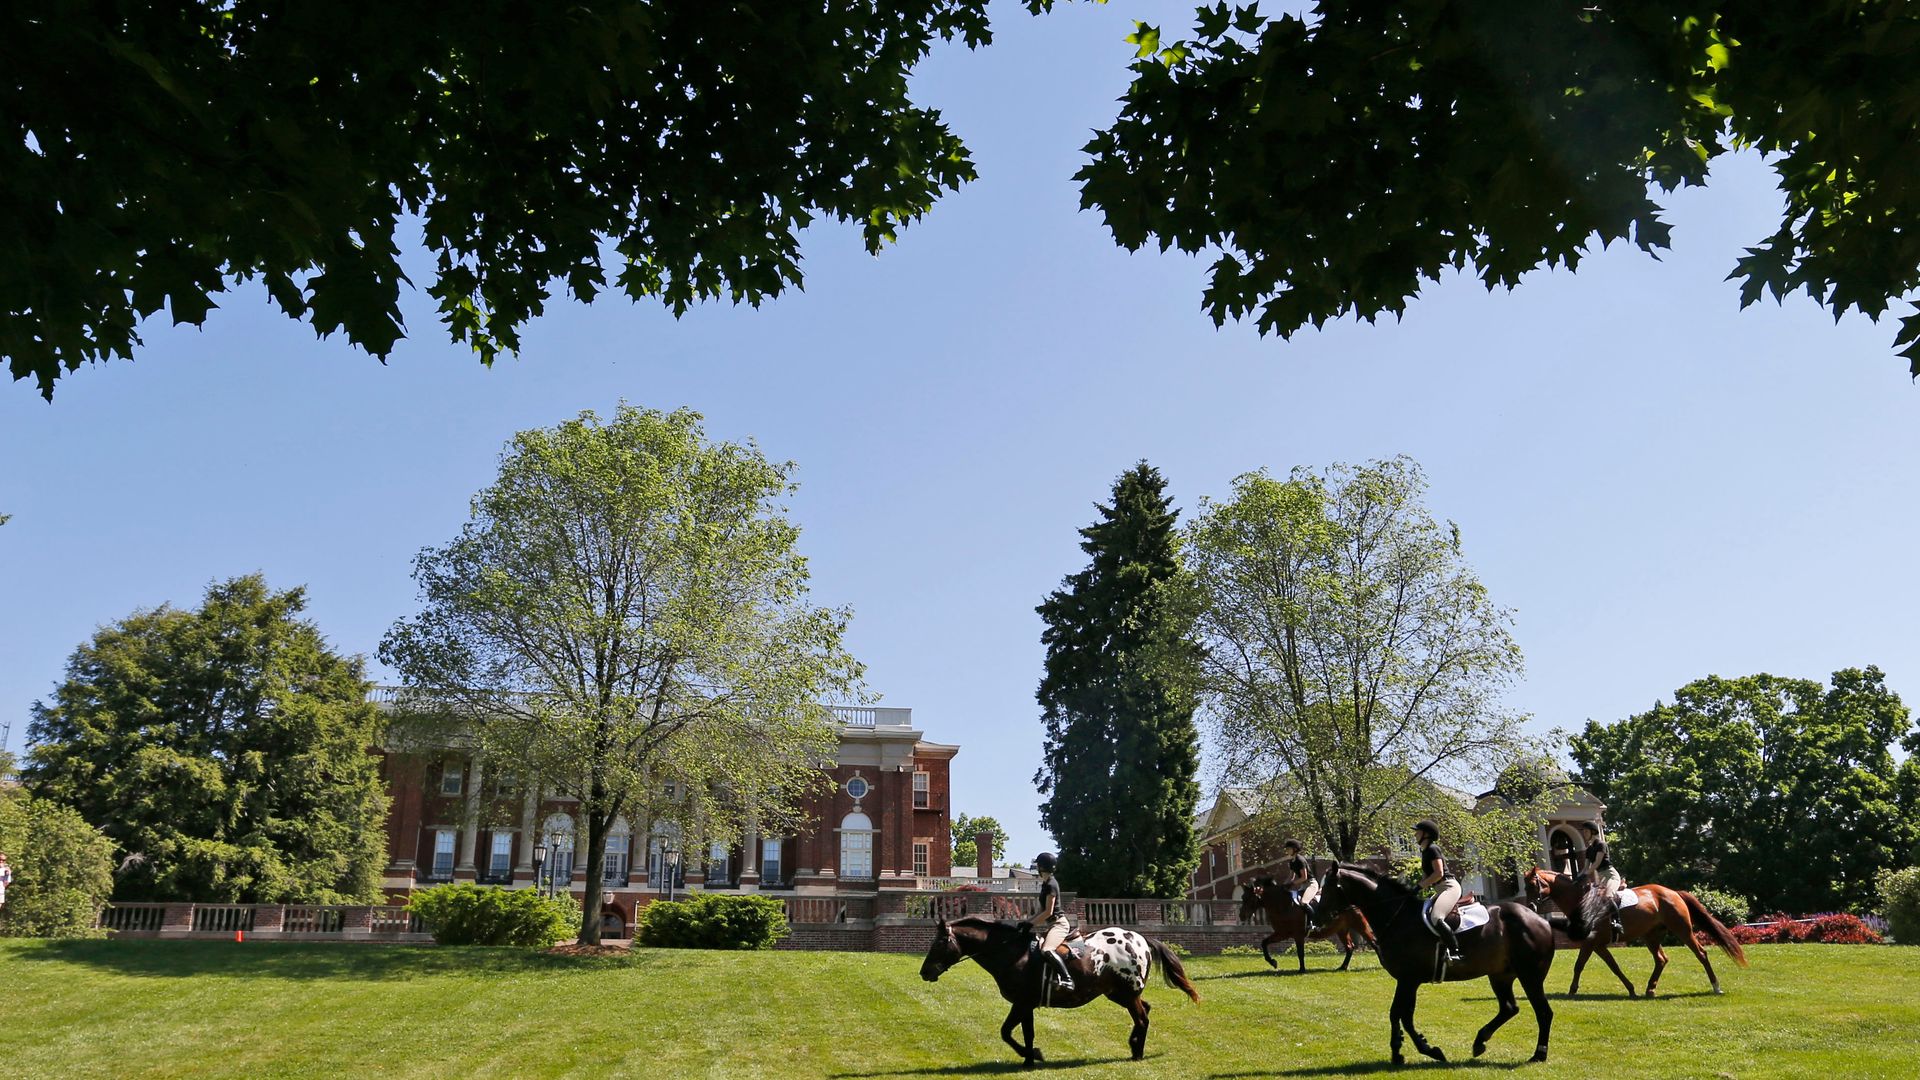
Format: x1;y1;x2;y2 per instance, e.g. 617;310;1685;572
1418;856;1445;889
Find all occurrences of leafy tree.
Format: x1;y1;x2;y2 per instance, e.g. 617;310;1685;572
0;788;117;938
1035;463;1204;899
1081;3;1920;374
2;2;1018;397
1571;668;1918;913
26;575;388;903
951;813;1011;868
380;405;858;945
1187;456;1527;863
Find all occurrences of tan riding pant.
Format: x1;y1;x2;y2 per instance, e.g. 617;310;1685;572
1297;879;1320;906
1429;880;1461;927
1595;866;1623;895
1040;915;1071;952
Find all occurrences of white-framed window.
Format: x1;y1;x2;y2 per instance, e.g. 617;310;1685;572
440;764;464;796
913;841;930;877
489;831;512;879
432;829;456;878
604;833;629;885
761;838;783;886
708;841;731;886
542;813;575;884
845;776;870;801
912;771;930;809
1229;839;1242;871
840;812;874;880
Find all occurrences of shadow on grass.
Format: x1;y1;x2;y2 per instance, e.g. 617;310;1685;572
7;938;649;982
1196;966;1354;981
1214;1058;1533;1077
832;1058;1122;1077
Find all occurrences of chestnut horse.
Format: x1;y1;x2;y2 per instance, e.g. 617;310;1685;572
1524;866;1747;997
1239;876;1377;972
1312;864;1558;1066
919;915;1200;1066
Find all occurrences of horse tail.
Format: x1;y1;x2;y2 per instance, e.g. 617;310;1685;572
1147;936;1201;1003
1679;890;1749;968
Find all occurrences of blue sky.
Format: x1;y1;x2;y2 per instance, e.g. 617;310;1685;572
4;2;1918;864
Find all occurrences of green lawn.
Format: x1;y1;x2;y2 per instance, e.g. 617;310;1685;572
1;940;1915;1079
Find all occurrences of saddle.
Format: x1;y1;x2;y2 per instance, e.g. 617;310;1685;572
1421;897;1491;936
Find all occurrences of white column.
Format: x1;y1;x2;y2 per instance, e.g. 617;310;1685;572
456;757;484;873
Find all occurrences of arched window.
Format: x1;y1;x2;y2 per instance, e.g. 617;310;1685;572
840;812;875;880
542;813;575;884
604;817;631;885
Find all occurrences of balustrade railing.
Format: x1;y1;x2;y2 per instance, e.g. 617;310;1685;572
99;904;168;933
284;905;346;934
192;905;257;933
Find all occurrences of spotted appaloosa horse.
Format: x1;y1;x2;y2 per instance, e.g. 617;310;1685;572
920;916;1200;1065
1240;876;1377;972
1312;864;1559;1066
1524;866;1748;997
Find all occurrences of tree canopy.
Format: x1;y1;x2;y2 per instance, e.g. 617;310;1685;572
16;2;1920;393
1187;456;1529;863
1035;463;1204;899
1084;2;1920;374
0;788;117;938
380;405;859;944
1570;667;1920;913
26;575;389;904
951;813;1011;868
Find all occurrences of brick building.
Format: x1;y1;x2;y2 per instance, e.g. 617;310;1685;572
375;692;957;936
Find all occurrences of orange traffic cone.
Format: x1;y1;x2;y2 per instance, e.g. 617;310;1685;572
235;930;245;943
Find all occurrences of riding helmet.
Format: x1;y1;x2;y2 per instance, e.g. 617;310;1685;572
1579;821;1601;836
1414;819;1440;841
1034;851;1058;872
1283;838;1303;852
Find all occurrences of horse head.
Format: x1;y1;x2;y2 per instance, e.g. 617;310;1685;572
1528;865;1595;940
920;917;966;982
1239;877;1273;920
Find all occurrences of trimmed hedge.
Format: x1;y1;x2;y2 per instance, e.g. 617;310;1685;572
1878;867;1920;944
408;883;577;946
1685;886;1749;929
635;893;789;950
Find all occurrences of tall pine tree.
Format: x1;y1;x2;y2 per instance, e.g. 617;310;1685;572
1035;463;1203;898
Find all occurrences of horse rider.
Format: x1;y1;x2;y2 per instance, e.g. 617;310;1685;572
1414;819;1462;962
1578;821;1626;940
1033;852;1075;992
1279;839;1320;925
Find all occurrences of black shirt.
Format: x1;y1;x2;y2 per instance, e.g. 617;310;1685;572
1585;839;1612;874
1285;855;1307;882
1038;876;1064;920
1420;842;1456;883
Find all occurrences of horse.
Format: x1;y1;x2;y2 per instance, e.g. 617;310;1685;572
1523;865;1748;997
919;915;1200;1066
1239;875;1377;972
1311;864;1558;1066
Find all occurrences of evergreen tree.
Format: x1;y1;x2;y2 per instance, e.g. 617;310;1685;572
1035;463;1202;898
27;575;389;904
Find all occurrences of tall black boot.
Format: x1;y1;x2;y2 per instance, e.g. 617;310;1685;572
1438;924;1463;962
1046;947;1076;992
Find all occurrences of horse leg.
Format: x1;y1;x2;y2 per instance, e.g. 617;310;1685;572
1000;1006;1026;1062
1261;931;1282;969
1593;944;1637;997
1389;980;1410;1066
1295;933;1307;973
1568;943;1593;995
1644;943;1669;998
1021;1008;1043;1066
1520;969;1554;1063
1129;996;1152;1060
1402;982;1446;1062
1673;907;1723;994
1473;974;1520;1058
1337;931;1355;972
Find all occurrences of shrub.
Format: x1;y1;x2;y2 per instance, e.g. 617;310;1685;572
635;893;789;950
1805;913;1883;944
1878;866;1920;944
1685;887;1749;929
1726;913;1884;946
407;883;577;946
0;791;116;939
1218;944;1263;956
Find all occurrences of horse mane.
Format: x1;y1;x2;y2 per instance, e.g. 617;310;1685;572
950;914;1025;936
1333;862;1417;898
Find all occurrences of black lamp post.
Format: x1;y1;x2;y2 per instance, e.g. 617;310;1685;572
532;841;549;898
662;847;679;903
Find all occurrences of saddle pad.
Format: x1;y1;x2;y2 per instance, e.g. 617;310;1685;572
1420;899;1492;933
1617;888;1639;908
1070;926;1152;992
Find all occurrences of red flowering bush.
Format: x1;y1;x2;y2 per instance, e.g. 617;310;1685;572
1806;914;1883;944
1724;913;1883;945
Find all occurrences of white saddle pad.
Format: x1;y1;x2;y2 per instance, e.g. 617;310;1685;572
1420;900;1491;933
1617;888;1639;909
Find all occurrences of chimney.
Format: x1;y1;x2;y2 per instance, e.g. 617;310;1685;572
976;832;994;879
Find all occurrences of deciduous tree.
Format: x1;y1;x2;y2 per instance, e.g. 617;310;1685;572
0;789;116;938
951;813;1010;868
27;575;388;903
1035;463;1203;899
1188;457;1528;863
380;405;859;944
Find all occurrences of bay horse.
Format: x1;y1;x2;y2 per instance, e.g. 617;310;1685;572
1239;876;1377;972
1311;864;1558;1066
919;915;1200;1066
1524;866;1747;997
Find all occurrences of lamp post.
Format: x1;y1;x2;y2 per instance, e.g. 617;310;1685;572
662;848;679;903
532;841;549;899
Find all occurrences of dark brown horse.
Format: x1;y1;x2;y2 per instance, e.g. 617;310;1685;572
1239;875;1377;972
1524;866;1748;997
1312;864;1558;1066
919;915;1200;1065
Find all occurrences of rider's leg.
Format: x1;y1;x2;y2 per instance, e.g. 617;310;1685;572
1040;919;1075;990
1301;879;1322;931
1431;880;1463;960
1605;871;1625;939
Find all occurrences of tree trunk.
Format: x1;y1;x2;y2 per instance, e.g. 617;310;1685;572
579;805;609;945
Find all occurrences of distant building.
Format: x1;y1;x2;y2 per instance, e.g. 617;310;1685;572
373;690;957;936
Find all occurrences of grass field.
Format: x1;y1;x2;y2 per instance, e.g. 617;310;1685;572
2;939;1916;1079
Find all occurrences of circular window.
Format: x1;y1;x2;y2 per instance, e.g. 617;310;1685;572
846;776;869;801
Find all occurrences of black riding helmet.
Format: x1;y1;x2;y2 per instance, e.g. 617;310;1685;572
1579;821;1602;837
1283;838;1303;852
1034;851;1058;873
1414;819;1440;843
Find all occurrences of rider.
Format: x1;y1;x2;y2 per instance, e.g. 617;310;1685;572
1414;819;1462;962
1280;839;1320;926
1033;852;1075;992
1578;821;1626;940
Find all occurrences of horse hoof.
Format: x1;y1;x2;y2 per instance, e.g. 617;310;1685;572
1531;1051;1548;1063
1713;986;1724;995
1473;1041;1488;1058
1265;957;1277;969
1392;1053;1406;1066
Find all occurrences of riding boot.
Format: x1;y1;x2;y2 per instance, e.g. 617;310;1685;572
1045;947;1076;992
1610;900;1625;941
1438;924;1463;963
